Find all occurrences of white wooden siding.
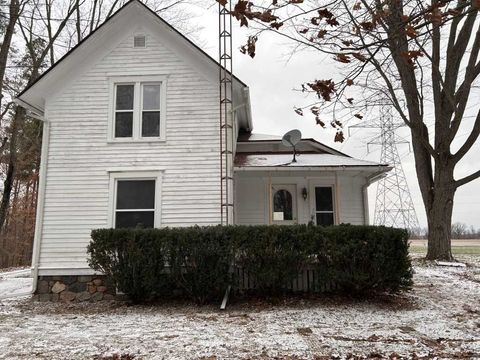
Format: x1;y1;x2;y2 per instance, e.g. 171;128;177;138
39;30;221;273
337;175;366;225
234;176;266;225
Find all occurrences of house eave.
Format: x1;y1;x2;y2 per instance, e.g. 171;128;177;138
13;98;45;120
234;165;392;172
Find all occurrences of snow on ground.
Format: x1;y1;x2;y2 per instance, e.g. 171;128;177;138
0;257;479;359
0;268;32;299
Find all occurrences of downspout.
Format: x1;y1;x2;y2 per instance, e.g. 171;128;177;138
243;87;253;132
334;173;340;225
30;117;50;294
362;180;370;225
268;173;272;224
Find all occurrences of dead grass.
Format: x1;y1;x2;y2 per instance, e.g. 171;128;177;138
410;245;480;255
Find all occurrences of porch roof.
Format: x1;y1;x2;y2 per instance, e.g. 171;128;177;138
234;153;390;171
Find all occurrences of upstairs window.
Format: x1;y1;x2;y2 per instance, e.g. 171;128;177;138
109;76;167;142
115;84;134;138
141;84;161;137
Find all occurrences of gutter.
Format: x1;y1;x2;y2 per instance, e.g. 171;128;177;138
14;98;45;121
234;165;391;172
29;116;50;295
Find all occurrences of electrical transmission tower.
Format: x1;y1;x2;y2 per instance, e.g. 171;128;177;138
350;106;420;231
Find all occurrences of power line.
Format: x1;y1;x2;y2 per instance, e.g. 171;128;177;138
350;105;420;231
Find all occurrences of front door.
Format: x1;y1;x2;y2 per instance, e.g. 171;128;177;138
312;186;335;226
271;184;297;224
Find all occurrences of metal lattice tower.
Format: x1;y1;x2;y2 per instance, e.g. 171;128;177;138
351;106;420;231
219;1;234;225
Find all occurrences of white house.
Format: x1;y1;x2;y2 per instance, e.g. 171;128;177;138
16;0;390;299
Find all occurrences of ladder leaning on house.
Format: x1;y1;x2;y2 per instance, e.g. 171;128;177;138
219;0;234;226
219;0;235;309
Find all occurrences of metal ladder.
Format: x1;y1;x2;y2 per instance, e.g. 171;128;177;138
219;1;234;225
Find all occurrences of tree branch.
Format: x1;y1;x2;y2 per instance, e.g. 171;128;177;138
453;107;480;163
456;169;480;188
448;21;480;143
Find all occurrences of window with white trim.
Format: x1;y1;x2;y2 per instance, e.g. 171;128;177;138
109;76;166;141
109;172;162;229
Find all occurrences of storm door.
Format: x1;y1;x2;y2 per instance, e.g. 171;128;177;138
313;186;335;226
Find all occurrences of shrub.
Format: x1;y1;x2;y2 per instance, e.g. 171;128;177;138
317;225;412;293
88;224;412;303
167;226;233;304
88;228;172;302
233;225;316;293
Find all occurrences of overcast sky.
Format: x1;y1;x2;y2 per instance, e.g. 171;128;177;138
187;4;480;229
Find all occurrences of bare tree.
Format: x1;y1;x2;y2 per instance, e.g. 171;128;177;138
0;0;24;124
451;222;468;238
224;0;480;260
0;0;204;267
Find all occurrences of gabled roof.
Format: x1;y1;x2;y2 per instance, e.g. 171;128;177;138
16;0;251;129
235;131;390;173
237;131;351;157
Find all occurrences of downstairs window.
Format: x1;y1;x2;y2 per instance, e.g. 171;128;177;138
109;172;162;229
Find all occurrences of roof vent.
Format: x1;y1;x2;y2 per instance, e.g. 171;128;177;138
134;35;146;48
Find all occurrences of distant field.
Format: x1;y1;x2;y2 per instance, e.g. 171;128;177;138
409;239;480;255
409;246;480;255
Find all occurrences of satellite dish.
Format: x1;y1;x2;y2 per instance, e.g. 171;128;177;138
281;129;302;163
282;129;302;147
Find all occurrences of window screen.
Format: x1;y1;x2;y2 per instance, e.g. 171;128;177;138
115;180;155;228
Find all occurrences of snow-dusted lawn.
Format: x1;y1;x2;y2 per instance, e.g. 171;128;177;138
0;268;32;299
0;257;479;359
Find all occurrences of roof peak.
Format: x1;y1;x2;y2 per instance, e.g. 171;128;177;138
17;0;248;113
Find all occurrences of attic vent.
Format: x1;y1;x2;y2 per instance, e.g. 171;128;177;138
134;35;146;48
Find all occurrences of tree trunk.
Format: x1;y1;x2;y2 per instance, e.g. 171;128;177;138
0;0;20;110
426;198;455;260
0;158;15;232
425;161;456;261
0;107;25;231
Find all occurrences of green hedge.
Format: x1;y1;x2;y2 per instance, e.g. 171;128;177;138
87;225;412;303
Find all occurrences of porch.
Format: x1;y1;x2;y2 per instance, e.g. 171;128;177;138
233;153;390;226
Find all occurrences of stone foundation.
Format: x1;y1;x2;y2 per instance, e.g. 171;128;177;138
34;275;116;302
